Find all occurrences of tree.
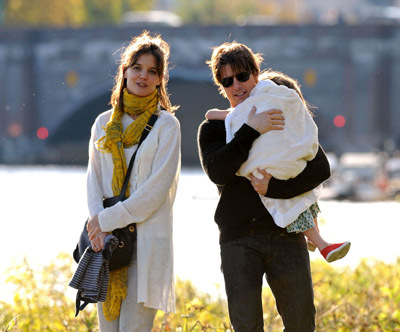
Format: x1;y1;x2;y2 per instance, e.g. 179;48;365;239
4;0;87;27
3;0;154;27
177;0;263;25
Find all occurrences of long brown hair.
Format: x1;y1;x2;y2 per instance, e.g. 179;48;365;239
111;30;178;113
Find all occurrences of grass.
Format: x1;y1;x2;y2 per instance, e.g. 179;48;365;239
1;254;399;331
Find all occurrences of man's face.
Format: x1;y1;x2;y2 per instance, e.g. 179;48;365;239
220;64;257;107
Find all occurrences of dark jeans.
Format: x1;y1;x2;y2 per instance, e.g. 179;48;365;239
220;230;315;332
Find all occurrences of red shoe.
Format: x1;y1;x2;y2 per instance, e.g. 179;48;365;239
320;242;351;263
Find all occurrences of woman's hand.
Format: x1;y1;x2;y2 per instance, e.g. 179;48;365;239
250;169;272;196
91;232;107;252
246;106;285;134
87;214;102;241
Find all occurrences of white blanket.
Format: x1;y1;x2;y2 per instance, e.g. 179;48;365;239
225;79;321;228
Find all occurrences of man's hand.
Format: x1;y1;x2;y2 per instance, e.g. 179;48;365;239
246;107;285;134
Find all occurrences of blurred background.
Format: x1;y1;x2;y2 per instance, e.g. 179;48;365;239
1;0;400;202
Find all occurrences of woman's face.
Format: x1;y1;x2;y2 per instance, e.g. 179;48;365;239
220;64;257;108
124;53;162;97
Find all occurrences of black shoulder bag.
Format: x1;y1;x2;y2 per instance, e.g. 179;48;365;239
73;113;158;271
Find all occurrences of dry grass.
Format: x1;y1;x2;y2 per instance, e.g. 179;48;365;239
1;255;399;332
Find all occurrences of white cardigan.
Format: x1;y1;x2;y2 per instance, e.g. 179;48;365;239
225;79;321;228
86;109;181;313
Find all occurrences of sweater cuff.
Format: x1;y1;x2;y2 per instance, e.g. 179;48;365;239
266;177;289;198
98;201;133;232
234;123;260;145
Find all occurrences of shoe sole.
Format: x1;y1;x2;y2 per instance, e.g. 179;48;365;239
307;242;317;252
325;242;351;263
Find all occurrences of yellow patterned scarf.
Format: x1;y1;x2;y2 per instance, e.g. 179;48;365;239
95;88;158;321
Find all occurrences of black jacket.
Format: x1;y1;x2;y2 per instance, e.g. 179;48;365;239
197;119;331;244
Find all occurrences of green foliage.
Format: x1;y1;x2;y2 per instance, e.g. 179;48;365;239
312;258;400;331
2;0;307;27
176;0;260;25
4;0;87;27
174;0;306;25
3;0;154;27
1;255;400;331
153;279;230;331
0;253;97;332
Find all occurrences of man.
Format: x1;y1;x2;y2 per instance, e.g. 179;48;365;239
197;41;331;332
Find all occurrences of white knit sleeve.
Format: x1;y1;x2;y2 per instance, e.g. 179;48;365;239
86;120;105;217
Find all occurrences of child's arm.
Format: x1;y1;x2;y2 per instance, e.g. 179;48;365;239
205;109;230;120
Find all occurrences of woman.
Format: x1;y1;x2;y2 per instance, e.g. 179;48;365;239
86;31;180;332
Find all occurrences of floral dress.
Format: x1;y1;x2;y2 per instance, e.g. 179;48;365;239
286;202;320;233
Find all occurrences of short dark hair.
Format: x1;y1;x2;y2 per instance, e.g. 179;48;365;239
207;42;263;96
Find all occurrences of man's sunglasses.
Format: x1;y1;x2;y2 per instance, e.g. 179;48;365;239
220;72;251;88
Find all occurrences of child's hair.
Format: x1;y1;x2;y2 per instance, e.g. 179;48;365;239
111;30;178;113
259;70;315;116
207;41;263;97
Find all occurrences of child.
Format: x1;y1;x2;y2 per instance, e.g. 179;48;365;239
206;70;350;262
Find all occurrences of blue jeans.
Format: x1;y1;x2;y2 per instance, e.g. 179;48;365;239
220;231;315;332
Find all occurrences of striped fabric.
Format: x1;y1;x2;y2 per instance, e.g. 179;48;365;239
69;235;118;316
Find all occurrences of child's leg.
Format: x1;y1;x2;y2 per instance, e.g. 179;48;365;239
313;217;319;233
304;219;351;263
303;226;330;251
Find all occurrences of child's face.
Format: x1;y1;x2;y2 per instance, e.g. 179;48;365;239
220;64;257;108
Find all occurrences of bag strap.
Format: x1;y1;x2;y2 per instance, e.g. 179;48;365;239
117;113;158;201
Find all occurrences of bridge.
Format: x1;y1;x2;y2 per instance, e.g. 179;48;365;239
1;24;399;165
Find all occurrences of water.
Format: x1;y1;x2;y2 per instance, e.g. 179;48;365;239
1;166;399;303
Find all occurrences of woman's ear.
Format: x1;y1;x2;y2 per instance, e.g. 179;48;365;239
156;74;163;87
